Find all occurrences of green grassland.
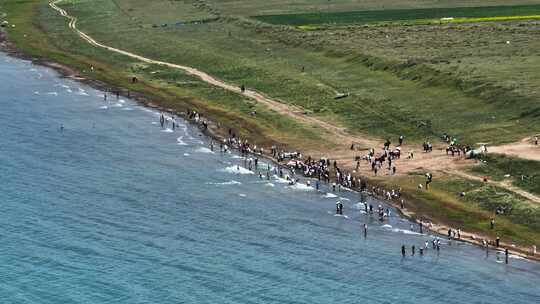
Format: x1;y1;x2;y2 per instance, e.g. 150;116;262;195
207;0;540;16
386;174;540;246
471;154;540;195
31;0;540;145
254;4;540;26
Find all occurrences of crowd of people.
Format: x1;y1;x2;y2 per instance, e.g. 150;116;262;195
175;107;536;261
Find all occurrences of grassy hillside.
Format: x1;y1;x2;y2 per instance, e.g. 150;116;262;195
31;0;540;145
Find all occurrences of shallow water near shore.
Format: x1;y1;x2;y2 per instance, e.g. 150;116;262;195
1;52;539;303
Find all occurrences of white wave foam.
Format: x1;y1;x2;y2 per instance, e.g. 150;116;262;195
122;107;133;111
114;103;123;108
118;99;126;103
381;224;393;229
46;92;58;96
99;105;108;109
289;183;314;191
334;214;349;219
161;128;173;133
206;180;241;186
239;193;247;197
273;175;290;184
177;136;188;146
195;147;214;154
183;153;190;156
391;228;422;235
339;197;350;201
34;91;40;95
353;202;366;209
76;88;89;96
265;183;275;187
509;254;526;260
324;193;338;198
220;166;254;175
230;155;243;159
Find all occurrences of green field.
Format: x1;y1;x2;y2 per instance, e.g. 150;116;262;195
206;0;540;16
472;154;540;195
254;4;540;25
23;0;539;145
388;174;540;246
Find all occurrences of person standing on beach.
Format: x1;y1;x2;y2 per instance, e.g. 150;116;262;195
425;173;433;189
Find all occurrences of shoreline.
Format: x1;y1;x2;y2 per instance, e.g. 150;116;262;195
1;29;538;263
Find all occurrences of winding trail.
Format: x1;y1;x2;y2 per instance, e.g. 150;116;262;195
49;0;540;205
449;170;540;204
49;0;378;149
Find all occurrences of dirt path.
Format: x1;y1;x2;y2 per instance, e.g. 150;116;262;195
488;137;540;161
49;0;539;199
449;170;540;204
49;0;379;150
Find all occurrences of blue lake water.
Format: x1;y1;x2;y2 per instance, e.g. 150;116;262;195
1;52;539;303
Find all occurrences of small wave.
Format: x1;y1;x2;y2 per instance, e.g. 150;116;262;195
195;147;214;154
239;194;247;197
324;193;337;198
265;183;275;187
161;128;173;133
230;155;243;159
183;153;190;156
114;103;123;107
46;92;58;96
391;228;422;235
177;136;188;146
339;197;350;201
353;202;366;209
273;176;290;184
99;105;108;109
122;107;133;111
334;214;349;219
381;224;393;229
76;88;89;96
289;183;313;191
206;180;241;186
118;99;126;103
34;91;40;95
220;166;254;175
509;254;526;260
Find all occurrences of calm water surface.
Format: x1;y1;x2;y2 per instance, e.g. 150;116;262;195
1;52;539;303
